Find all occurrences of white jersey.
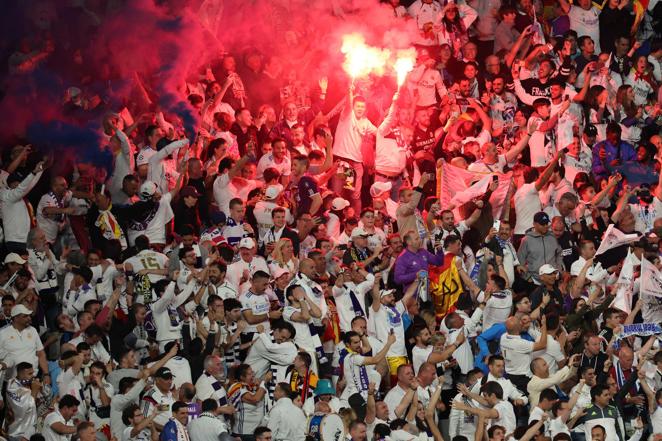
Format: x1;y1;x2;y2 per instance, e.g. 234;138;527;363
43;409;74;441
6;378;37;439
499;333;535;376
36;191;73;243
373;301;407;357
125;249;169;284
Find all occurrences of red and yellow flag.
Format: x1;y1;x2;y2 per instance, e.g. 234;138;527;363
429;254;463;320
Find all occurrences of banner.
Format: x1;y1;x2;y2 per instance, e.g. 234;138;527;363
429;254;463;319
640;257;662;298
611;249;639;313
437;161;512;219
613;163;659;187
594;224;640;256
617;323;662;340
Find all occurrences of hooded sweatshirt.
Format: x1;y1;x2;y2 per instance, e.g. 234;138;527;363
517;228;563;284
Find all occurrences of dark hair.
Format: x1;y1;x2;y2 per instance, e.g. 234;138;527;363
16;362;33;375
224;298;242;312
296;352;312;368
122;404;140;425
272;207;286;218
179;245;195;260
540;388;559;402
488;355;504;365
263;167;281;183
252;270;270;281
590;384;610;401
489;275;506;290
85;324;105;339
119;377;138;394
135;235;150;251
76;342;91;352
254;427;272;437
59;394;81;409
273;320;296;339
229;198;243;209
443;234;461;249
343;330;360;345
172;401;188;413
201;398;218;412
480;381;504;399
487;426;505;438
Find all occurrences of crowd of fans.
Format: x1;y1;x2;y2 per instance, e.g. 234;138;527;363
0;1;661;441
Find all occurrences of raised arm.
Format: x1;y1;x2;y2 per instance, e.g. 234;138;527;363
504;129;534;164
535;149;561;191
531;315;548;351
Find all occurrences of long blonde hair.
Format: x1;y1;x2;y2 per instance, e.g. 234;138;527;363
271;238;295;265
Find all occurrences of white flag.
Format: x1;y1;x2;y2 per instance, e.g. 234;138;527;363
640;257;662;298
595;224;640;256
438;161;511;219
611;249;639;313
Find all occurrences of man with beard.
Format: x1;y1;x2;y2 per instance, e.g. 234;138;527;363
411;325;464;374
488;75;518;136
513;58;558;99
194;355;236;417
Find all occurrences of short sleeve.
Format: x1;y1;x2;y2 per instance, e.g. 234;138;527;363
353;354;366;366
283;306;297;320
514;339;534;353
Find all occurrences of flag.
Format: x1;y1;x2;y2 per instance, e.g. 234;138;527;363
633;0;650;21
429;254;464;319
437;161;512;219
613;162;659;186
531;8;545;46
594;224;640;256
611;249;639;313
640;257;662;298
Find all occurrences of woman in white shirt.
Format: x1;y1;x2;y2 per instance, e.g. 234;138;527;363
268;238;298;280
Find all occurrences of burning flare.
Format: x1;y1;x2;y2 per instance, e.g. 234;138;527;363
394;49;416;86
340;33;390;80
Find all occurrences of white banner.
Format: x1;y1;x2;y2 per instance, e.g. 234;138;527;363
640;257;662;298
595;224;640;256
611;249;639;313
438;161;511;219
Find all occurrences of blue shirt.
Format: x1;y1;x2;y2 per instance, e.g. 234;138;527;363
591;139;636;183
475;323;535;373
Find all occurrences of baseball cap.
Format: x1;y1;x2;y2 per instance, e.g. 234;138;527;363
331;197;350;211
271;267;291;280
11;304;32;317
380;289;396;298
264;184;283;200
538;264;558;276
533;212;550;225
155;367;173;379
350;227;369;239
139;181;157;200
584;124;598;137
239;237;255;249
370;181;392;198
180;186;200;198
4;253;26;265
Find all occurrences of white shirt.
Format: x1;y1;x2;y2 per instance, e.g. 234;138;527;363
125;249;169;285
0;170;43;243
265;397;306;441
568;5;601;53
491;400;516;436
36;191;72;243
481;290;513;330
468;155;510;174
140;387;175;427
499;333;535;376
407;0;442;28
6;378;37;438
384;384;408;420
212;173;234;215
151;282;192;343
448;327;474;374
373;301;407;357
0;325;44;377
240;292;271;333
332;106;377;162
470;374;528;405
188;412;228;441
514;182;542;235
332;274;374;332
533;336;565;375
43;409;74;441
629;199;662;233
226;257;269;296
127;193;174;246
147;139;187;194
256;153;291;179
412;345;433;375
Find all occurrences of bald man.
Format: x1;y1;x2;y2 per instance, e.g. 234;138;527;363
527;355;579;407
499;315;548;393
37;176;75;244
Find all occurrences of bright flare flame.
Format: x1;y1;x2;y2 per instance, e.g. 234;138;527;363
340;33;390;79
394;49;416;86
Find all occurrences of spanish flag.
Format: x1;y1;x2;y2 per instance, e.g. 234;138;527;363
429;254;463;320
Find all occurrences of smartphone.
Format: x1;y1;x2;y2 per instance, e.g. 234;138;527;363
492;175;498;182
493;219;501;231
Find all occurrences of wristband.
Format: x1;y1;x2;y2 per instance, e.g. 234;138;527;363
414;186;424;193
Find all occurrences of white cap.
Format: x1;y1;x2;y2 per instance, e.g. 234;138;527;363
331;197;350;211
380;289;396;299
538;264;558;276
139;181;157;199
238;237;255;249
271;267;291;280
4;253;26;265
370;181;392;198
350;227;369;239
264;184;283;200
11;304;32;317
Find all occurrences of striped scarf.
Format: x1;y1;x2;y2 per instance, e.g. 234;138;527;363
95;205;127;249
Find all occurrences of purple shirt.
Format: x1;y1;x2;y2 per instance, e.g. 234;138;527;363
393;248;445;289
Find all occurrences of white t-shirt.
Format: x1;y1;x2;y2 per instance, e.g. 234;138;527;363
122;426;151;441
514;182;541;235
125;249;169;284
492;400;516;436
43;410;73;441
341;353;369;400
213;173;234;215
528;116;556;167
629;199;662;233
412;345;432;375
373;301;407;357
283;305;315;352
127;193;174;246
533;336;565;375
256;153;291;179
36;191;73;243
0;325;44;376
240;292;271;333
550;416;570;438
499;334;534;376
568;6;601;52
468;155;510;174
384;384;408;420
481;290;513;330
